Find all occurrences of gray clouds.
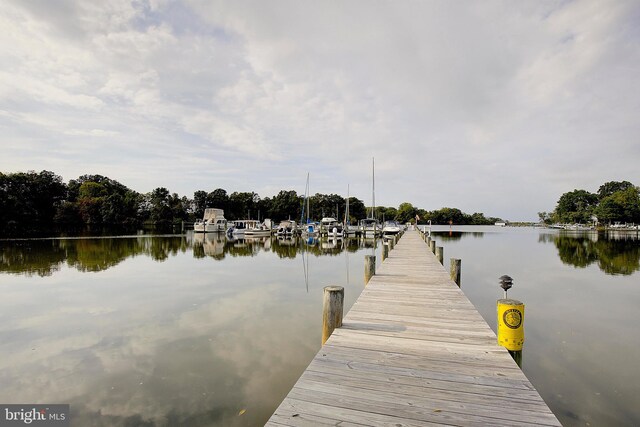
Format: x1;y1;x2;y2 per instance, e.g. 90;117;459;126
1;0;638;220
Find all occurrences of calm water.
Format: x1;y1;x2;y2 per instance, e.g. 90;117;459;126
0;233;379;426
1;228;639;426
426;225;640;427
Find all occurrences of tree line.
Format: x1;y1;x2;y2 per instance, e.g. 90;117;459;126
0;170;501;237
539;180;640;225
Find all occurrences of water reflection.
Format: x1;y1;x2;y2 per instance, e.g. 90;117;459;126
1;234;374;277
430;230;485;241
0;233;377;426
541;231;640;276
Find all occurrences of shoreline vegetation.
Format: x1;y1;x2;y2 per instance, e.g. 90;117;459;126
538;180;640;228
1;170;503;238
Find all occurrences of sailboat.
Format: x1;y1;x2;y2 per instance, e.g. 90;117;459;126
344;184;357;236
359;158;381;237
300;173;319;237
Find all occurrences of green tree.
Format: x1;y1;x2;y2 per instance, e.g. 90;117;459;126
228;192;258;220
309;193;344;220
269;190;302;221
554;189;598;223
66;175;142;228
377;206;398;222
148;187;173;229
538;212;552;225
396;202;417;224
597;181;635;200
207;188;229;213
595;187;640;224
430;207;465;224
0;170;66;235
193;190;208;218
346;197;366;221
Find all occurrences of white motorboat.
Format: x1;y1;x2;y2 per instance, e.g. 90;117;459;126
320;217;345;238
276;220;297;237
227;220;260;237
194;208;227;233
245;219;273;237
359;218;381;237
382;220;401;235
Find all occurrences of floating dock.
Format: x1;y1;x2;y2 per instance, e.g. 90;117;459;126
267;230;560;426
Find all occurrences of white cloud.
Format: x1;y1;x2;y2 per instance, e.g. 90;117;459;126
1;0;638;219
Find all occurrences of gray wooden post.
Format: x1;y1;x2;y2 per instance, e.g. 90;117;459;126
322;286;344;344
364;255;376;284
436;246;443;264
450;258;461;286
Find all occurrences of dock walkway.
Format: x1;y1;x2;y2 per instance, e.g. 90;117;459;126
267;230;560;426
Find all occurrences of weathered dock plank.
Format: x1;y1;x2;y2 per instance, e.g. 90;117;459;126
267;231;560;426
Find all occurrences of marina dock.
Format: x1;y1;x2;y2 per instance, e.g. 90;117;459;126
267;230;560;426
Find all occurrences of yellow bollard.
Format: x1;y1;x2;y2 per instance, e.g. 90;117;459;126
497;299;524;351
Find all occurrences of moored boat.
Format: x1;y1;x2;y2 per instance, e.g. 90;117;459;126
194;208;227;233
227;220;260;237
320;217;345;238
245;219;273;237
276;220;297;237
359;218;381;237
382;220;401;235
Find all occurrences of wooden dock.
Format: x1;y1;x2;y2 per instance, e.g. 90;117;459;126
267;230;560;426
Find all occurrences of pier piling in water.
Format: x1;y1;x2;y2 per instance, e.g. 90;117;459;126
450;258;461;286
322;286;344;345
436;246;443;264
364;255;376;284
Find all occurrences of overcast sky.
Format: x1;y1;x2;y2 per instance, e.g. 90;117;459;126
1;0;638;220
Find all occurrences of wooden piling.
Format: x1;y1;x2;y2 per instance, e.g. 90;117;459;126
364;255;376;284
436;246;443;264
322;286;344;345
382;243;388;260
389;238;395;251
430;239;436;254
450;258;461;286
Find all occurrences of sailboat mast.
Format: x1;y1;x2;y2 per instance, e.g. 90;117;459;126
301;172;309;224
372;157;376;220
306;173;310;223
345;184;350;225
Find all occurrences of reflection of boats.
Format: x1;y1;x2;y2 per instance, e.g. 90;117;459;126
303;236;318;246
382;220;401;236
244;219;273;237
193;232;225;257
276;236;298;246
194;208;227;233
320;217;345;238
276;220;297;237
